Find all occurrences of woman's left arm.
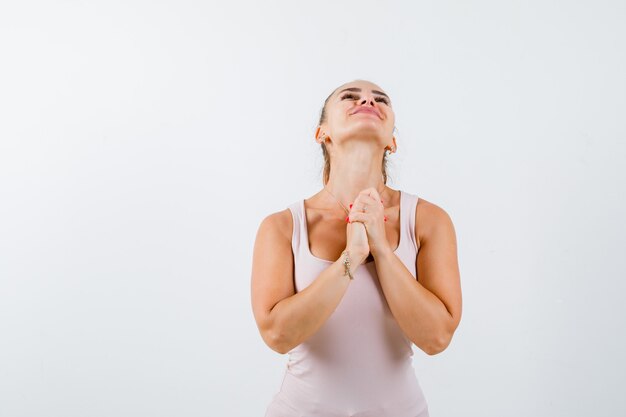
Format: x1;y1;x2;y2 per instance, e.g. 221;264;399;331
373;200;462;355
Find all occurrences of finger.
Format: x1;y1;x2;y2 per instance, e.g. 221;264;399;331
361;193;380;206
359;189;384;206
354;196;382;215
350;210;386;223
359;188;376;199
348;197;362;211
350;193;382;213
350;199;379;216
349;203;386;223
349;197;366;213
347;211;369;224
361;187;381;200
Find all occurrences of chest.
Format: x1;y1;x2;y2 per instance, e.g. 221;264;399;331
305;205;402;263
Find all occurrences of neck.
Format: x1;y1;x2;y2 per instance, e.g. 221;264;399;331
323;143;387;208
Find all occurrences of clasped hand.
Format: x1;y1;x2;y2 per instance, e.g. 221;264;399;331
346;187;390;258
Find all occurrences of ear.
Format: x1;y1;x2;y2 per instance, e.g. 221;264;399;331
315;125;329;144
315;126;323;141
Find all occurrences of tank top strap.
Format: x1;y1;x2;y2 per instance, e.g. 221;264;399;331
287;201;303;261
399;190;419;253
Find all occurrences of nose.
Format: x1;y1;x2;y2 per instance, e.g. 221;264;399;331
360;94;376;106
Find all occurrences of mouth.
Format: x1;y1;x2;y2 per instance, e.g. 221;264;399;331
351;107;381;119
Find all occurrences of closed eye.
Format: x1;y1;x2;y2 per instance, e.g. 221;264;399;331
340;93;390;105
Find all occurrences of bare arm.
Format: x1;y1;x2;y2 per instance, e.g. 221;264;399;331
372;200;462;355
250;211;366;354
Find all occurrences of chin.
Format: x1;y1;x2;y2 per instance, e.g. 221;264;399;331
344;128;386;141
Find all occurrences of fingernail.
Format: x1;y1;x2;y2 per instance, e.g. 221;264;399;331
346;216;349;222
349;203;353;209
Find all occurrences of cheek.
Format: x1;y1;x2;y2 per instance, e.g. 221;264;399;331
328;106;351;124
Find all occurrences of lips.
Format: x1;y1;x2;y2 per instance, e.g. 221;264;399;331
351;106;381;119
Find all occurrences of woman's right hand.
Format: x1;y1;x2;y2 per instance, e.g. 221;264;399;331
345;220;370;264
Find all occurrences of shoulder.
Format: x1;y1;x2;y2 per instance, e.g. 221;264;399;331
414;196;456;248
256;206;294;244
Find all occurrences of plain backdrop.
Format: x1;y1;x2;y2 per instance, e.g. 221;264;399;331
1;1;625;416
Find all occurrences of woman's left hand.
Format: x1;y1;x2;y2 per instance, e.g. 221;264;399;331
347;187;390;258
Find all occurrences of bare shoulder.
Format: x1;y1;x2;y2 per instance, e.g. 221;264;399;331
252;207;295;284
258;207;293;243
414;197;456;248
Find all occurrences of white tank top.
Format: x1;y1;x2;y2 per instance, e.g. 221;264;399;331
271;189;429;414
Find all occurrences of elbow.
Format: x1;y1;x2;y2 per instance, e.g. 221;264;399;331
426;312;460;355
270;335;290;355
425;331;452;356
257;311;285;354
258;310;294;354
264;328;292;355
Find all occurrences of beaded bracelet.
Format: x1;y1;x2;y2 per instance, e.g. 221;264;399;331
341;250;354;280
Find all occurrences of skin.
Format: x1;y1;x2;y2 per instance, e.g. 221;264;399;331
251;79;462;355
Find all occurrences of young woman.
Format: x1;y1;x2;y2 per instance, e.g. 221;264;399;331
251;79;462;417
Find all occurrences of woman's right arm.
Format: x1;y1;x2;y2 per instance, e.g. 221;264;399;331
251;210;366;354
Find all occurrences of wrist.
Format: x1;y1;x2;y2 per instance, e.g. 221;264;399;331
339;249;365;280
344;247;368;264
371;244;394;261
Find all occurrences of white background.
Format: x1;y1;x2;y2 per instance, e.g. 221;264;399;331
1;1;625;416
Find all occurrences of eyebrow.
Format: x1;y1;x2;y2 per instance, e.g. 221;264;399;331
337;87;390;99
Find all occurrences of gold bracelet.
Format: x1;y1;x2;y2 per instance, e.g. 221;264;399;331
341;250;354;280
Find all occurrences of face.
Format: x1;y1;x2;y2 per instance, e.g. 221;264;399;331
317;80;395;149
